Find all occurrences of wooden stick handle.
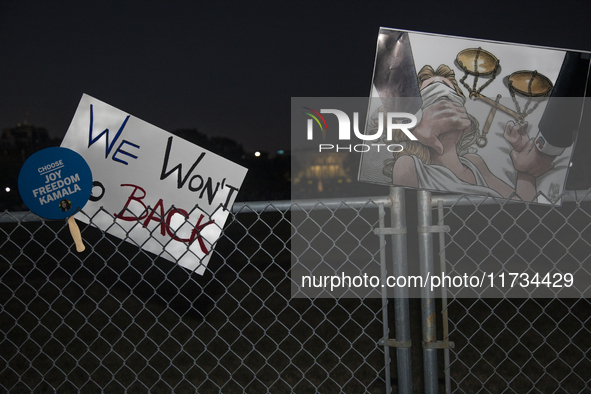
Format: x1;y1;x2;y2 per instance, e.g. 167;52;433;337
68;216;85;252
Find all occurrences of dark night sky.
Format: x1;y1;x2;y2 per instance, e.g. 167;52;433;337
1;0;590;154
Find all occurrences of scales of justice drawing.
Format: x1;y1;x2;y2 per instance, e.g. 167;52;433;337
359;28;590;205
456;47;553;147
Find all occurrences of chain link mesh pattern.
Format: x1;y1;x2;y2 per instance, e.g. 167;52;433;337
3;190;591;393
436;190;591;393
1;203;386;393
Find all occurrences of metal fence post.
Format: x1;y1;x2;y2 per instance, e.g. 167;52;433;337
377;202;392;394
436;200;451;394
390;187;413;393
417;190;438;394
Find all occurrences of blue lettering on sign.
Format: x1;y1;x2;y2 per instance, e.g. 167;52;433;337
112;140;140;165
88;104;131;158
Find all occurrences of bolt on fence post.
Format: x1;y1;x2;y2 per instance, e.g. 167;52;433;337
390;187;413;393
417;190;439;394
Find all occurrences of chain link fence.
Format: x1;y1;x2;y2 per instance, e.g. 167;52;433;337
433;190;591;393
0;200;389;393
2;189;591;393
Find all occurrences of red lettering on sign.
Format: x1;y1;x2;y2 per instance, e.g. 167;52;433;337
189;214;215;254
114;184;148;221
114;183;215;254
143;198;166;235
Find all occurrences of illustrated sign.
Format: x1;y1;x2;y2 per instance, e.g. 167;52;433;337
18;147;93;219
61;94;248;275
358;28;590;204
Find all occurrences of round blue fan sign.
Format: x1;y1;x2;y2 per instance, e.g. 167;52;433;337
18;147;93;220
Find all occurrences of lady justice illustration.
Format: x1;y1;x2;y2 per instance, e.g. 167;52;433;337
376;64;552;201
362;29;589;204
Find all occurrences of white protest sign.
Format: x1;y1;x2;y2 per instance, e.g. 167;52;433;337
61;94;248;275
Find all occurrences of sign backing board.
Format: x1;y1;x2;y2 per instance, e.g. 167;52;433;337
61;94;248;275
359;28;590;205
